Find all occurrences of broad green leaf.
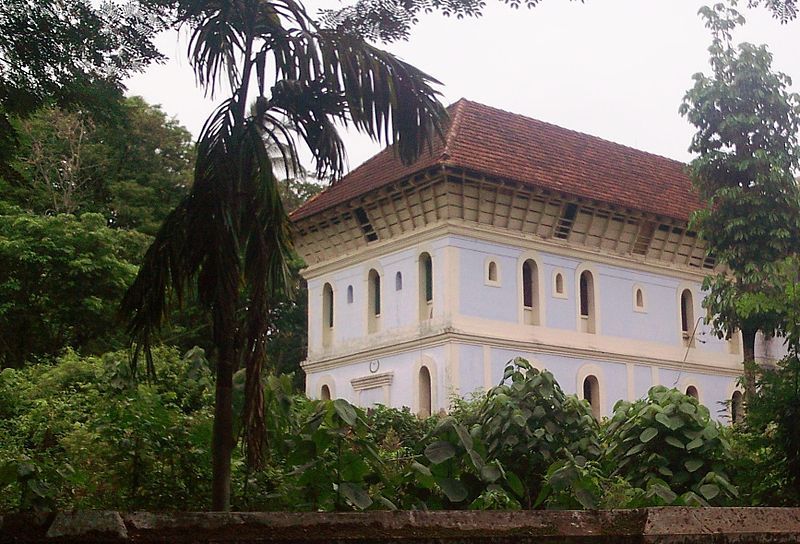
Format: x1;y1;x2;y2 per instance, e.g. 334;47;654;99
425;441;456;464
640;427;658;443
411;461;431;477
338;482;372;509
333;399;357;426
699;483;720;501
481;464;502;483
505;472;524;497
436;477;468;503
651;483;677;504
665;436;684;449
686;437;704;451
685;459;704;473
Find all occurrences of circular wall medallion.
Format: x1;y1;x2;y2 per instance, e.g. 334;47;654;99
369;360;380;373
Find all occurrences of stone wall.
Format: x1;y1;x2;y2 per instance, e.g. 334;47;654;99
2;508;800;543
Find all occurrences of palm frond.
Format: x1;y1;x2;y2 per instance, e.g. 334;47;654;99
180;0;250;98
264;27;448;174
267;80;347;179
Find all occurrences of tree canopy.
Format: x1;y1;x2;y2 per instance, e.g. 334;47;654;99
680;2;800;399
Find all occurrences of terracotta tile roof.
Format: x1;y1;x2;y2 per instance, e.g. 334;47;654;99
291;99;701;222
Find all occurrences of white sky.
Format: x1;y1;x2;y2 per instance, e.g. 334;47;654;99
124;0;800;171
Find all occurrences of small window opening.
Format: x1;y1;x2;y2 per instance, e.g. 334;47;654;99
418;366;432;418
354;207;378;242
632;221;656;255
346;285;353;304
583;375;600;419
686;385;699;400
681;289;695;347
555;202;579;239
320;384;331;401
580;275;589;317
488;261;498;282
395;271;403;291
419;253;433;321
635;288;644;309
555;273;564;295
368;269;381;333
522;259;540;325
579;270;596;333
322;283;334;347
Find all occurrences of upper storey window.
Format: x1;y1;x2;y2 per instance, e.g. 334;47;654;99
579;270;596;334
322;283;334;347
419;252;433;321
522;259;540;325
680;289;695;347
395;271;403;291
485;258;501;286
368;269;381;333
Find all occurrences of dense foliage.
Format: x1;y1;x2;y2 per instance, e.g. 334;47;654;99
680;3;800;399
605;387;737;506
0;208;149;367
0;356;756;513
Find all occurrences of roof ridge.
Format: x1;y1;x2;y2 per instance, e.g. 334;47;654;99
464;100;688;168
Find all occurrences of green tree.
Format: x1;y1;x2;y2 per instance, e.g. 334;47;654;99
121;0;447;510
4;97;194;233
0;206;149;368
679;3;800;401
0;0;167;181
101;96;195;235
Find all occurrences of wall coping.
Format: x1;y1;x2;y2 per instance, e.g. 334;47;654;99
2;508;800;543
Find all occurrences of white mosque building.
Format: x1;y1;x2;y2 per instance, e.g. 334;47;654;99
290;99;782;421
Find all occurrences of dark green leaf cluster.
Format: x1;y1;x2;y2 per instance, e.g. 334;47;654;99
0;0;170;181
478;358;601;507
0;207;150;368
0;346;215;512
680;4;800;353
604;386;737;506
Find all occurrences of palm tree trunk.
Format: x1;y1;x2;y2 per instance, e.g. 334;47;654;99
742;326;758;405
211;351;234;511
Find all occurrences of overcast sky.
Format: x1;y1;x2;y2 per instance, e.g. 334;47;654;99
124;0;800;171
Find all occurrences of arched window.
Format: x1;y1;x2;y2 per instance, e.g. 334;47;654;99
368;269;381;333
731;391;744;425
579;270;596;333
346;285;353;304
686;385;699;400
395;271;403;291
681;289;695;347
322;283;333;347
419;253;433;321
635;288;645;310
418;366;432;418
583;375;600;419
555;272;565;296
488;261;498;282
320;384;331;401
522;259;540;325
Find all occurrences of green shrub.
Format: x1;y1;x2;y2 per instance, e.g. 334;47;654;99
604;386;737;506
477;358;601;507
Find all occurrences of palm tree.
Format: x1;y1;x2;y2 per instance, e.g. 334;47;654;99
120;0;447;510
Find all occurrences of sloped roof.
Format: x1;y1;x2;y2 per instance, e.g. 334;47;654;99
291;99;701;222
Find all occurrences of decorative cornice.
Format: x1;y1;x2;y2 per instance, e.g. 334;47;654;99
350;372;394;391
